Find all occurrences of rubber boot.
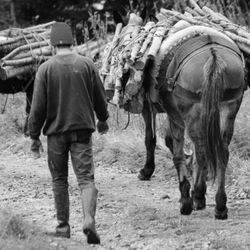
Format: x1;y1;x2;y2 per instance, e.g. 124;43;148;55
81;187;100;244
54;190;70;238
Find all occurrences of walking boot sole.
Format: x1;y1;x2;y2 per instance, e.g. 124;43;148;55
83;228;100;244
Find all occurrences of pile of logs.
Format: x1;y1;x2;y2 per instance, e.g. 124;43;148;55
0;21;107;80
100;0;250;112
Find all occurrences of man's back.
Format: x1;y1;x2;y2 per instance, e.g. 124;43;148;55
30;52;108;138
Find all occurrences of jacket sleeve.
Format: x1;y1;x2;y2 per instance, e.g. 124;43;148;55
92;67;109;122
28;67;47;140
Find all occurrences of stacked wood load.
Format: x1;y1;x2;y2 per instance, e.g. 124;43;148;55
100;0;250;113
0;21;107;80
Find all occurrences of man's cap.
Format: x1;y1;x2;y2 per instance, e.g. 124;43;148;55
50;22;74;46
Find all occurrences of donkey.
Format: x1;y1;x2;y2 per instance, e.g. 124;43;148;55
137;35;246;219
0;76;34;135
107;10;246;219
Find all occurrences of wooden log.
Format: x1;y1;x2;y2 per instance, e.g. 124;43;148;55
116;53;125;78
112;78;122;105
23;21;55;32
0;65;34;80
187;0;205;16
0;28;23;37
121;13;143;46
103;54;117;94
134;70;143;83
224;31;250;46
237;42;250;55
100;23;123;75
202;6;229;23
128;21;155;65
12;46;52;60
160;9;207;27
1;55;50;67
0;31;50;57
88;44;107;59
75;40;106;54
137;27;157;57
160;8;223;31
121;16;143;62
1;40;50;61
103;74;115;100
219;21;250;39
0;21;54;37
156;13;167;22
125;70;137;96
148;25;167;58
125;68;145;97
134;47;149;70
125;78;138;96
0;56;51;80
185;6;200;17
168;20;191;36
0;30;50;46
124;87;144;113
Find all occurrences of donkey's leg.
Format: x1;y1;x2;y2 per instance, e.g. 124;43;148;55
164;118;174;153
23;83;34;136
161;93;193;215
171;119;193;215
183;105;207;210
215;101;241;220
138;101;156;180
214;142;228;220
191;143;207;210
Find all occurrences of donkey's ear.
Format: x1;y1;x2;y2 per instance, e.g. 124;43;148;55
140;6;148;22
149;14;158;23
113;10;125;25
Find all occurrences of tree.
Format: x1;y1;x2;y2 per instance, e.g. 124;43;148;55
0;0;15;29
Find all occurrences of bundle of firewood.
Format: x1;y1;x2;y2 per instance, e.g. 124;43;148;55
100;0;250;112
0;21;107;80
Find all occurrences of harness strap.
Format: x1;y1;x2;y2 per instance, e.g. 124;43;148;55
173;83;243;103
164;35;244;91
168;43;243;91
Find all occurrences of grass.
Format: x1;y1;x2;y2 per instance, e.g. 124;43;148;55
0;209;53;250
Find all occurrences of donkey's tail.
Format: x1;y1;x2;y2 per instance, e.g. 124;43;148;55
201;48;227;181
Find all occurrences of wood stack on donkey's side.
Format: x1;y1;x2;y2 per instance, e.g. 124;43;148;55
0;22;108;80
100;0;250;113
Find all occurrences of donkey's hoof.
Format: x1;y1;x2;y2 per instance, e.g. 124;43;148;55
180;197;193;215
215;207;228;220
193;198;206;210
137;169;152;181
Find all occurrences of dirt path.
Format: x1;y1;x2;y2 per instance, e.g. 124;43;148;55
0;131;249;250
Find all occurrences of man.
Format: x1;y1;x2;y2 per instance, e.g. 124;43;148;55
28;22;109;245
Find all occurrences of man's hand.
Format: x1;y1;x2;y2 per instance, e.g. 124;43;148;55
30;139;44;158
97;121;109;135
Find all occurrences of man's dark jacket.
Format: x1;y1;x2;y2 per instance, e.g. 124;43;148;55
28;53;109;140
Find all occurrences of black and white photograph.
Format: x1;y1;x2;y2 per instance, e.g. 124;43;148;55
0;0;250;249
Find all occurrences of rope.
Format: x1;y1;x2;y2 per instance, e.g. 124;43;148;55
1;94;8;114
122;111;131;130
116;105;119;126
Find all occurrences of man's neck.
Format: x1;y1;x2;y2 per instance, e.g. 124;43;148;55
55;46;72;55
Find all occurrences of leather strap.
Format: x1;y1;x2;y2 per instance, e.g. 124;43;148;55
173;83;243;103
